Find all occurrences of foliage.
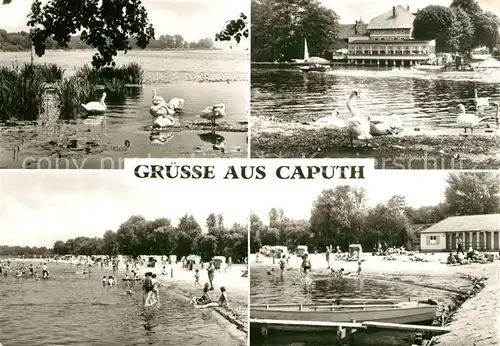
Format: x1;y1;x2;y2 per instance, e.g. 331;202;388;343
55;75;96;120
27;0;155;68
413;0;500;53
250;173;500;253
0;245;51;257
251;0;340;62
46;213;248;263
215;13;249;45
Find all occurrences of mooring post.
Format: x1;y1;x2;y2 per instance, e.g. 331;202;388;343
260;324;268;336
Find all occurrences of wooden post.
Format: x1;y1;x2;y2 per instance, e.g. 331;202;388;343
29;28;34;65
260;324;268;336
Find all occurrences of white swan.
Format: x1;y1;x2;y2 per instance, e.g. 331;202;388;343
346;90;372;146
150;103;175;117
310;109;346;129
152;88;165;106
492;102;500;126
168;98;185;111
474;89;489;109
153;115;176;128
200;103;225;126
456;104;494;133
81;93;107;112
368;114;403;136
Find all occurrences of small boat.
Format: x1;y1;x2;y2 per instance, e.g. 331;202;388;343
412;64;444;71
122;277;142;281
250;299;438;331
300;63;331;72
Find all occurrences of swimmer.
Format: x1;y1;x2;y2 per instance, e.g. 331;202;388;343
357;261;362;275
301;253;311;277
193;283;211;305
217;286;229;308
278;255;286;275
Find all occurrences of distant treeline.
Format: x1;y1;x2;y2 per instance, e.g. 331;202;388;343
0;30;215;52
1;213;248;263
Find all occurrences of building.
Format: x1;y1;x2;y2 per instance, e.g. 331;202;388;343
344;5;435;67
419;214;500;252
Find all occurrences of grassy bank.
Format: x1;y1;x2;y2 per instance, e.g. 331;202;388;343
0;62;144;122
251;123;500;169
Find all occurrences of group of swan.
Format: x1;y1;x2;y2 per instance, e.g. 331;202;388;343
150;88;226;128
81;92;107;112
311;90;403;147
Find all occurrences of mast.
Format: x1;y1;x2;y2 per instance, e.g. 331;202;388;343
304;38;309;62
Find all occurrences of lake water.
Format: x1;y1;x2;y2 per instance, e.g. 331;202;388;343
250;266;469;346
251;66;500;132
0;50;249;168
0;262;239;345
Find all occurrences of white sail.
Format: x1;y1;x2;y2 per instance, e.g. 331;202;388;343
304;38;309;62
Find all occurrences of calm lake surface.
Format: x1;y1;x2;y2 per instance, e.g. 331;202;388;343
0;262;239;345
0;50;249;168
251;66;500;132
250;266;469;346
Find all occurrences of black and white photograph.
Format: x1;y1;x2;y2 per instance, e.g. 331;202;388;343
0;0;249;169
249;171;500;345
0;170;249;345
250;0;500;169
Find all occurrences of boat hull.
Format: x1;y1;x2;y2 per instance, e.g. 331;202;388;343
250;306;437;332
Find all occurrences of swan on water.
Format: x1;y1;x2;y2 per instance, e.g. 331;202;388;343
310;109;346;129
200;103;225;127
368;114;403;136
474;89;489;109
150;103;175;117
152;88;165;106
81;93;107;112
491;102;500;126
456;104;495;133
168;98;185;111
346;90;372;147
152;115;176;128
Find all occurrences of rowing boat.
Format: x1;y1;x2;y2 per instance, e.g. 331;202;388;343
250;299;438;331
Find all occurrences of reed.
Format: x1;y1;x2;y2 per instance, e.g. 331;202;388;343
36;63;65;83
76;62;144;85
55;75;96;120
104;78;127;102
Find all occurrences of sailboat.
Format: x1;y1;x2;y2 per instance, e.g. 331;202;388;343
298;38;331;72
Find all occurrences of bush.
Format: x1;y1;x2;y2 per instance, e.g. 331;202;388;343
55;75;96;120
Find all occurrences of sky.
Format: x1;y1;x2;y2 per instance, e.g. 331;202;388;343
0;0;249;48
321;0;499;23
0;170;249;247
251;171;450;224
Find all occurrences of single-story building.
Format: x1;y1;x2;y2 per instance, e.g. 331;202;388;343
419;214;500;252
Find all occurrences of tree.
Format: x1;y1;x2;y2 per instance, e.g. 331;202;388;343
250;212;264;253
27;0;155;67
448;7;475;53
365;200;412;249
474;12;500;50
196;235;218;261
251;0;340;62
444;172;500;216
413;6;455;52
215;12;249;45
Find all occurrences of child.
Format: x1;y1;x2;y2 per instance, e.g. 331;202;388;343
278;255;286;275
143;272;155;307
108;276;115;286
194;269;201;287
102;276;107;285
217;286;229;308
194;283;211;305
357;261;362;275
152;274;160;305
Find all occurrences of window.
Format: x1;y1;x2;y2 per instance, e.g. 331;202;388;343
429;235;438;245
430;236;437;241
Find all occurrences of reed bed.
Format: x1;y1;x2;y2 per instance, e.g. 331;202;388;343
0;62;144;121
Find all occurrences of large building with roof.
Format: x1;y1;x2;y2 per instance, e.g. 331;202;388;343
419;214;500;252
342;5;435;67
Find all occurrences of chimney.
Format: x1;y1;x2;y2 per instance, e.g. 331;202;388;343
393;6;396;17
407;5;409;11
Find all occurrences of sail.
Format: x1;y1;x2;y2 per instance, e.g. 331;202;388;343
304;39;309;62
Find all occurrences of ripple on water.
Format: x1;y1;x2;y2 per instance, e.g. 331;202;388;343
0;264;238;346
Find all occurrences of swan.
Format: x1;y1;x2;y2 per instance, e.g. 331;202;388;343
346;90;372;146
456;104;494;133
368;114;403;136
492;102;500;126
168;98;185;111
474;89;489;108
152;115;176;128
310;109;346;129
152;88;165;106
200;103;225;127
150;103;175;117
81;93;107;112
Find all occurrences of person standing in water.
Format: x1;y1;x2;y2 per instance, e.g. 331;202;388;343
207;261;215;291
325;245;331;269
278;255;286;276
301;253;311;278
29;264;34;276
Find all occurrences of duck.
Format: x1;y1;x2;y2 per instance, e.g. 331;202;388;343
152;88;165;106
474;88;489;109
456;104;495;133
168;98;185;111
150;103;175;117
310;109;346;129
368;114;403;136
200;103;225;127
152;115;176;128
345;90;372;147
81;93;107;112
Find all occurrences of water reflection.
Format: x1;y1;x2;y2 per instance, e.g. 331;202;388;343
198;131;226;152
149;131;175;145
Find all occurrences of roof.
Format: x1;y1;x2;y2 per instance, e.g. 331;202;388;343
367;5;415;30
338;22;368;40
420;214;500;234
348;39;432;44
